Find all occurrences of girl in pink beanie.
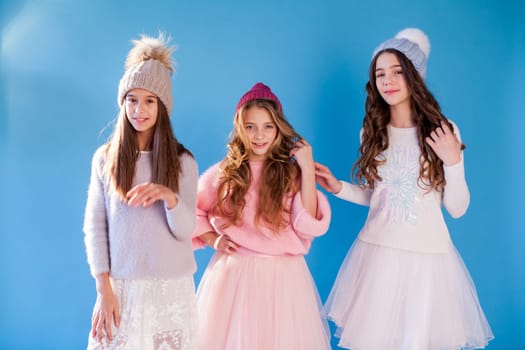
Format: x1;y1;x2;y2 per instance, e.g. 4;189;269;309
192;82;331;350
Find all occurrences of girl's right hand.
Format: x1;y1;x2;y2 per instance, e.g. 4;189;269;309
314;162;342;194
213;234;239;255
91;276;120;342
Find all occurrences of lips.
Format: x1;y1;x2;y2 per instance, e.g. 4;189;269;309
384;89;399;95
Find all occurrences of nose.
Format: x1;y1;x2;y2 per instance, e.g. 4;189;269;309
382;73;395;86
134;101;143;113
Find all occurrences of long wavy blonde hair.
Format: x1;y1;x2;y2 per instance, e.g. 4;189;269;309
353;49;465;192
213;99;301;231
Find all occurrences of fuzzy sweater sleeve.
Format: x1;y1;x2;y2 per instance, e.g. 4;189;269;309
165;153;199;240
83;147;110;277
192;164;220;249
291;189;331;238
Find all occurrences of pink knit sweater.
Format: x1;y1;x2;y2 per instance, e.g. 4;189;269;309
192;161;331;255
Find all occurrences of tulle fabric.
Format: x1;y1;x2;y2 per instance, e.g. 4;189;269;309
196;251;331;350
87;276;197;350
324;239;493;350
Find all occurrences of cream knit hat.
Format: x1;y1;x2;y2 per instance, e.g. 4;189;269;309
117;33;175;115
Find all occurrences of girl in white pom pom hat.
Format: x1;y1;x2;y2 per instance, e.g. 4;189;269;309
315;28;494;349
83;33;198;350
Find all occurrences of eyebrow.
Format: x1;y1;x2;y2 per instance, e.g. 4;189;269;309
375;64;402;72
126;93;157;98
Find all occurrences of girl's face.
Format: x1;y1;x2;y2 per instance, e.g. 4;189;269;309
125;88;158;137
243;106;278;161
375;52;410;109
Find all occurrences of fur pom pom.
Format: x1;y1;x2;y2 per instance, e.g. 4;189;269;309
125;33;175;72
395;28;430;58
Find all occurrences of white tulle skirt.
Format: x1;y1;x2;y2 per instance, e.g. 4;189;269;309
195;251;331;350
87;275;197;350
324;239;493;350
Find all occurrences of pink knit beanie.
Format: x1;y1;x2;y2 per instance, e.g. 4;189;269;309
235;82;282;113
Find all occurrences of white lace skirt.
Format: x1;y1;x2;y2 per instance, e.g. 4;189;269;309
87;275;197;350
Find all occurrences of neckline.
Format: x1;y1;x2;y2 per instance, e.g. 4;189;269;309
388;124;417;132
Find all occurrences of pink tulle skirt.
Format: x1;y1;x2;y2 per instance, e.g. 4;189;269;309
195;250;331;350
324;239;494;350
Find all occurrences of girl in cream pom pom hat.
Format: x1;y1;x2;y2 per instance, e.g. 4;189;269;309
83;33;198;350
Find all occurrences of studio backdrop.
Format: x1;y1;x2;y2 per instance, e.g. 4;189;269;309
1;0;523;349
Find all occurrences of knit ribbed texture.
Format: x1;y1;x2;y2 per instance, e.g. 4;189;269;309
235;82;282;113
118;59;173;115
373;28;430;79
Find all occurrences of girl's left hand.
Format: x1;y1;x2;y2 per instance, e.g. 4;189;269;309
425;121;462;166
290;139;315;170
126;182;178;209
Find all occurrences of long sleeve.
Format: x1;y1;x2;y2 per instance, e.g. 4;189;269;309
334;180;373;206
191;164;219;249
83;147;110;277
442;121;470;218
333;128;374;206
165;154;199;240
443;160;469;218
291;190;331;238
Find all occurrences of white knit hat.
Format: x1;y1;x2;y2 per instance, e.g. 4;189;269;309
372;28;431;79
117;33;175;115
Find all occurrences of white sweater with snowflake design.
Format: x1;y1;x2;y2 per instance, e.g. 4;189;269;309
335;122;469;254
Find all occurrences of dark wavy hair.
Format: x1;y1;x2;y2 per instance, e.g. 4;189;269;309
103;99;192;200
213;99;301;231
352;48;465;192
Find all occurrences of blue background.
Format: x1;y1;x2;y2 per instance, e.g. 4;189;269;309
1;0;523;349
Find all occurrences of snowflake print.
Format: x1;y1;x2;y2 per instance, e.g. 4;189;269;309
377;144;421;224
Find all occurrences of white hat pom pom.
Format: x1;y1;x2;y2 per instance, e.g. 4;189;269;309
395;28;431;58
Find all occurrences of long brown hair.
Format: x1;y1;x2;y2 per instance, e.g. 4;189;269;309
213;99;301;231
353;48;465;192
103;99;191;200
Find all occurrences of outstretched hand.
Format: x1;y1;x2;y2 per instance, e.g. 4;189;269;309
425;121;462;166
127;182;178;209
314;162;342;194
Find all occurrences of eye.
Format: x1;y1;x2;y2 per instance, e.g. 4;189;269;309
376;72;385;78
265;124;275;129
147;98;156;104
126;97;137;103
395;70;403;75
245;125;254;130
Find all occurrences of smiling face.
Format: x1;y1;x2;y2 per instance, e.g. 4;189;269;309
125;88;159;146
242;106;278;161
374;52;411;109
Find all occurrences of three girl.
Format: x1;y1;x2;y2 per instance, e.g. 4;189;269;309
84;28;493;350
192;82;332;350
83;34;198;350
316;28;493;349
